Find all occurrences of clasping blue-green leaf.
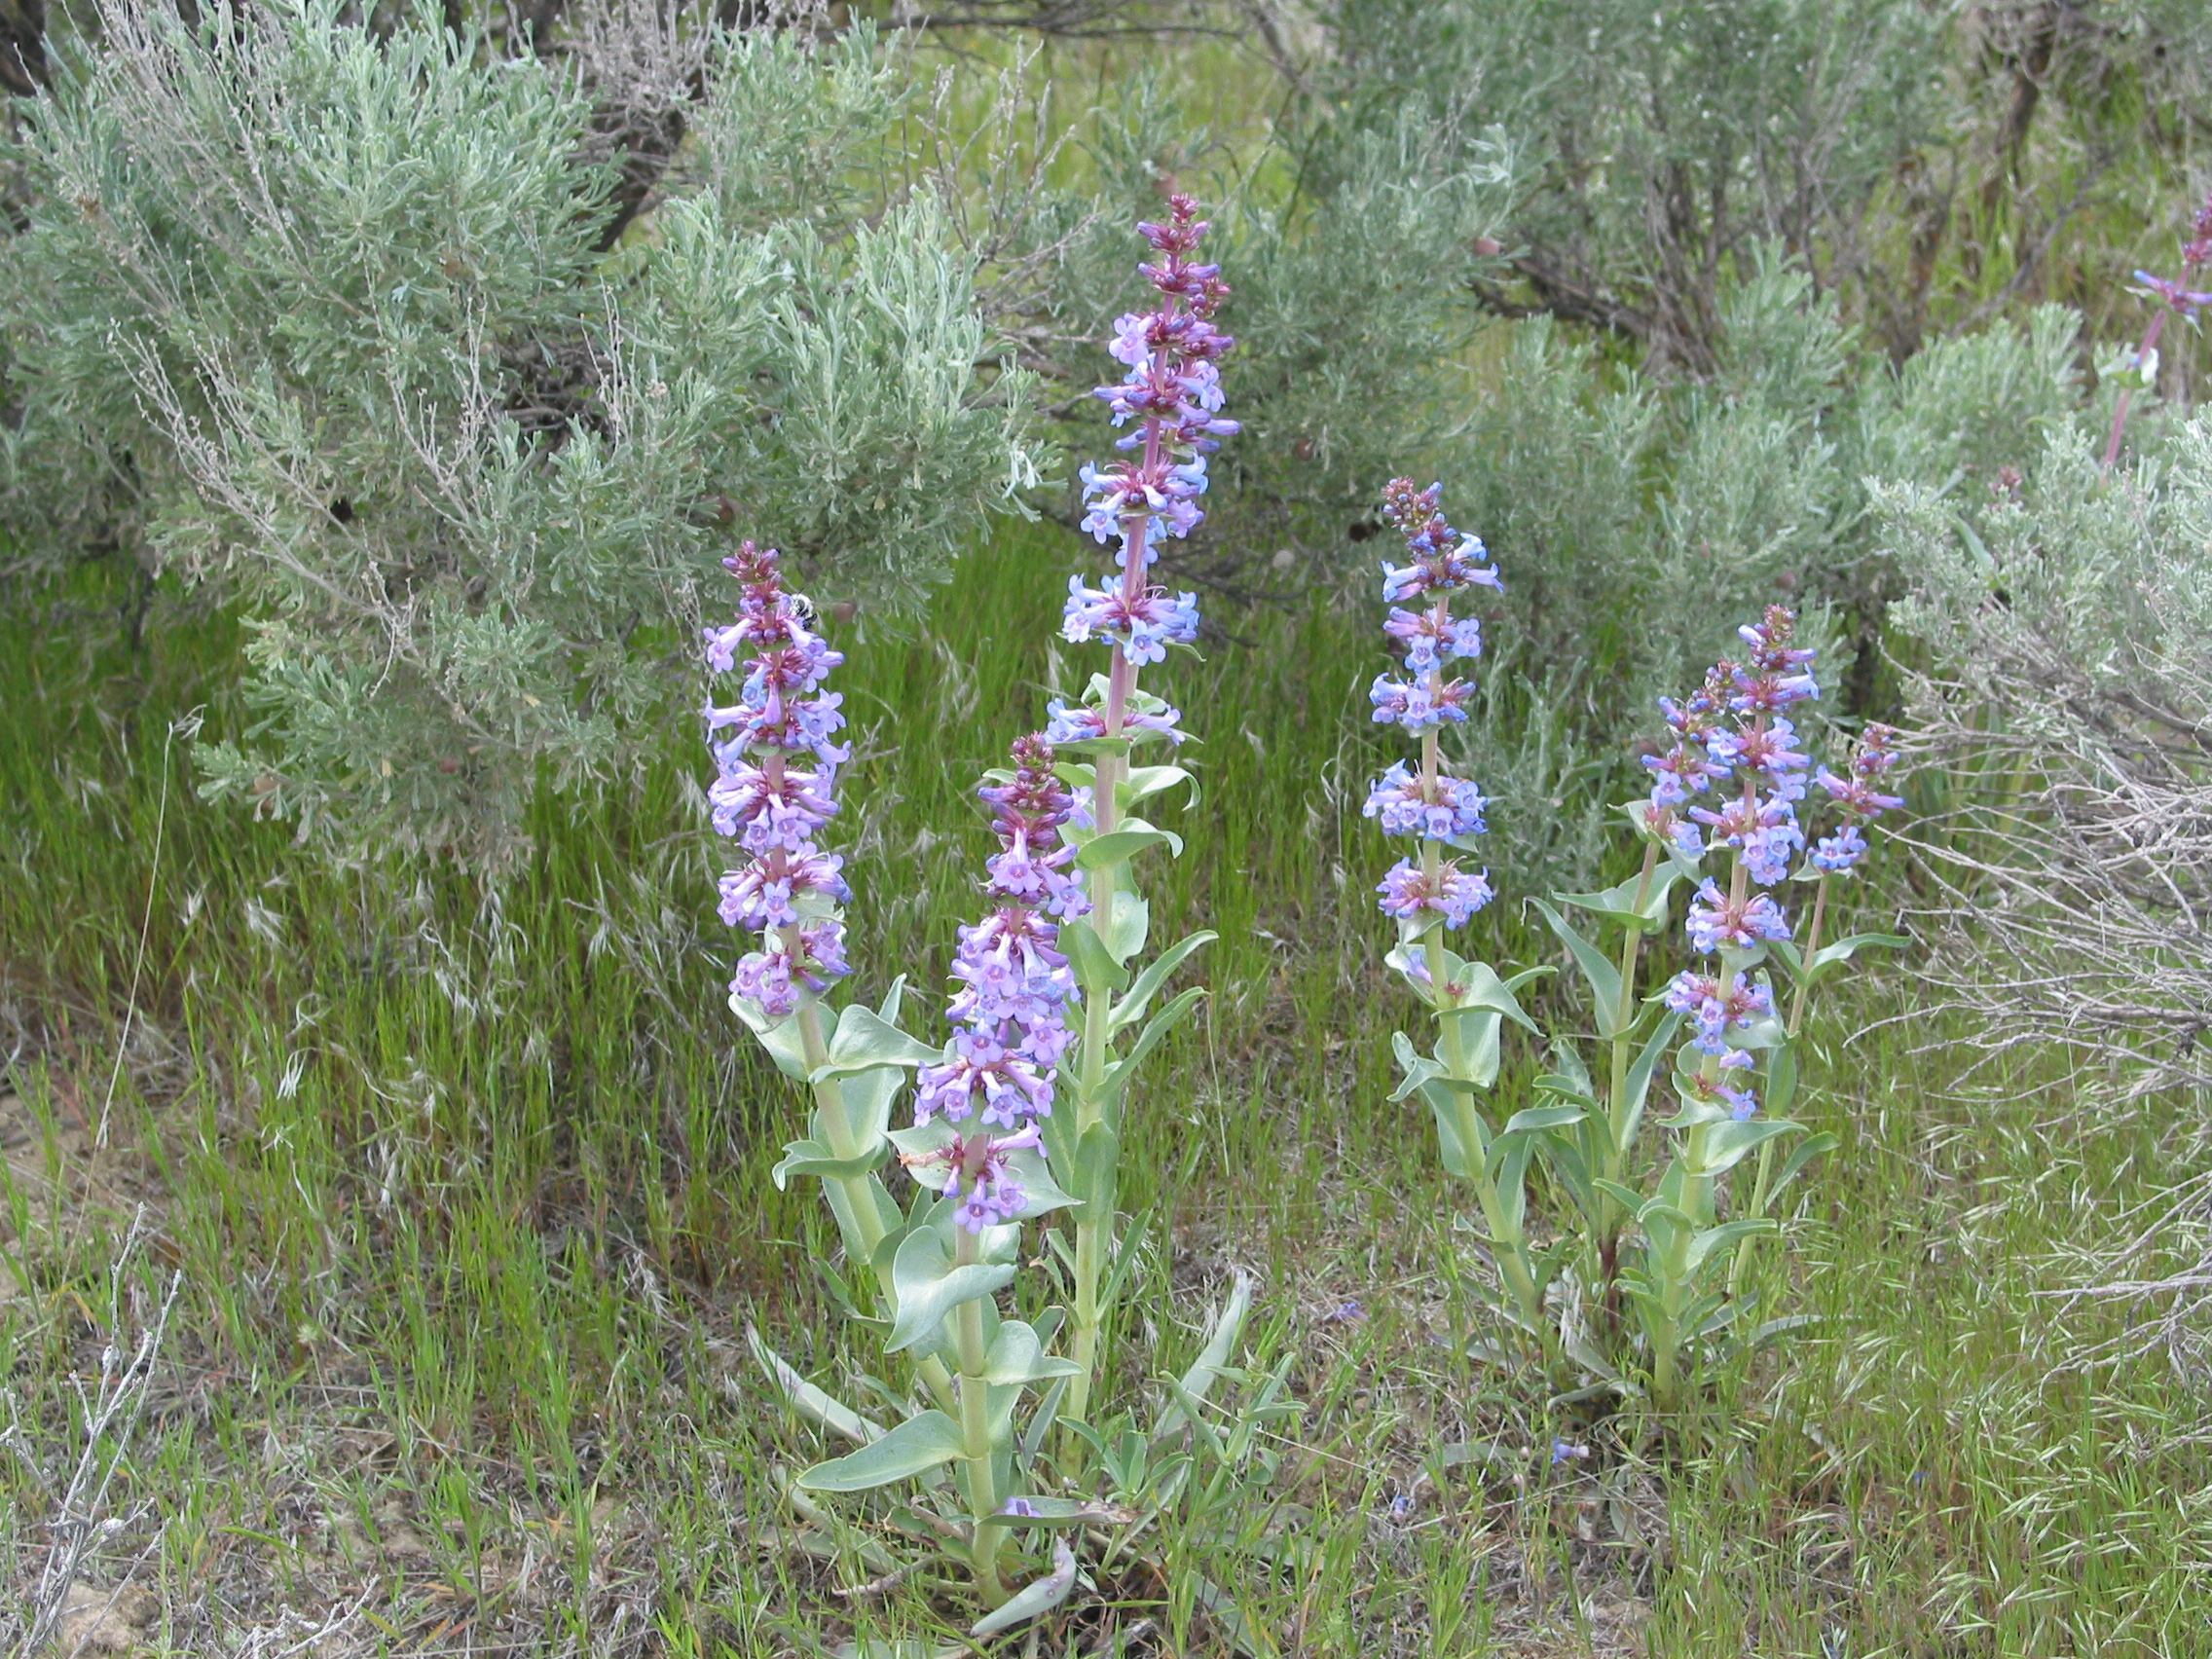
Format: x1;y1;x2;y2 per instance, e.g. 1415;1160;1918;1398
1533;900;1626;1037
886;1224;1016;1353
794;1410;966;1493
1109;928;1215;1031
809;1005;941;1084
1077;826;1179;869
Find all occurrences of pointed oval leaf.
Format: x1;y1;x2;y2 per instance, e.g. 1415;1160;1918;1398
1077;828;1175;870
771;1138;888;1187
795;1410;967;1493
1501;1103;1587;1136
812;1006;941;1083
1533;901;1624;1037
1109;928;1216;1032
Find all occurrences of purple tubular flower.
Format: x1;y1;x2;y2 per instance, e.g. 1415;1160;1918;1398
706;540;854;1014
902;1122;1046;1232
1691;792;1805;888
1061;575;1201;664
1643;742;1727;805
1665;970;1775;1054
1706;717;1810;785
914;736;1088;1225
1363;761;1488;840
1043;697;1185;748
1685;878;1792;953
1368;673;1475;731
2135;270;2212;314
1377;858;1494;929
1812;824;1868;872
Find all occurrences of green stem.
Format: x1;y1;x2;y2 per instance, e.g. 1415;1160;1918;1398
1599;844;1661;1248
1061;645;1131;1462
953;1229;1009;1607
1423;898;1546;1349
1786;875;1829;1040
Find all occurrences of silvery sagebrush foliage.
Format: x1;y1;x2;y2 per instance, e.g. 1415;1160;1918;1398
0;2;1036;866
1430;266;2084;895
1879;319;2212;1366
1365;474;1907;1410
1317;0;1954;370
1886;410;2212;1092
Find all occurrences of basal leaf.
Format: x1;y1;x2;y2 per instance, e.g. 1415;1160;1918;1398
795;1410;967;1493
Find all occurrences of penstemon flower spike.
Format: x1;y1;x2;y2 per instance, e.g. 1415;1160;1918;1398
1364;479;1558;1356
826;731;1090;1607
1046;197;1235;1457
1368;567;1910;1416
709;540;915;1268
709;541;979;1541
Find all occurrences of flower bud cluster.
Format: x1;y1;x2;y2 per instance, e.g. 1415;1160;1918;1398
1367;478;1497;929
1058;197;1236;710
705;541;853;1017
910;734;1088;1232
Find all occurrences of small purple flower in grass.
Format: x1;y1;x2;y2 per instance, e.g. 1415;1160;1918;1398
1000;1496;1043;1520
1378;859;1493;929
706;541;854;1016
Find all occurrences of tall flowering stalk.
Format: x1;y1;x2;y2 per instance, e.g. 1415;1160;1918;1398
1363;547;1909;1408
715;615;1087;1618
1046;197;1235;1449
1530;608;1905;1407
1364;480;1555;1351
708;540;922;1273
2103;188;2212;470
807;731;1092;1608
